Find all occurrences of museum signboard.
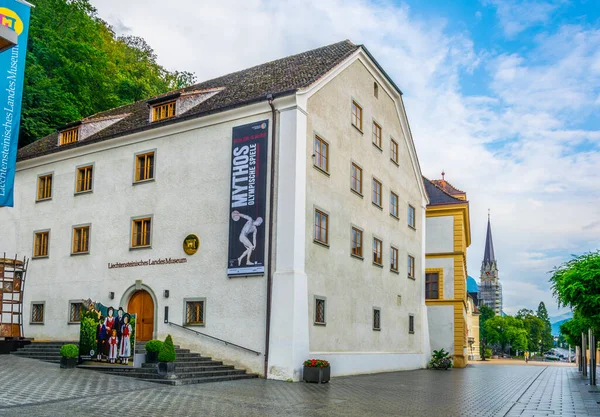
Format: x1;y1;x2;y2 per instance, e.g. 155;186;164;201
227;120;268;277
0;0;31;207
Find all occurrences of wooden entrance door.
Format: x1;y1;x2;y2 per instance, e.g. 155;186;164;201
128;290;154;341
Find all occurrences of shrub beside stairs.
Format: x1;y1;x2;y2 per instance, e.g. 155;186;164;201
87;341;259;386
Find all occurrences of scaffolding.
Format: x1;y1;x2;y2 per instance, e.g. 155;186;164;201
479;279;503;315
0;254;29;338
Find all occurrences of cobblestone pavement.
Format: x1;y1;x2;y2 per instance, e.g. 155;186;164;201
1;356;599;417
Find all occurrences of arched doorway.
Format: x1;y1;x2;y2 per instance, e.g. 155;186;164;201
128;290;154;341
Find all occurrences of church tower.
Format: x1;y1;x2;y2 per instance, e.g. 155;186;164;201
479;212;503;315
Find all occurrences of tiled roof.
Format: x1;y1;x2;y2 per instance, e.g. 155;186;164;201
431;179;465;196
423;177;466;206
18;40;360;162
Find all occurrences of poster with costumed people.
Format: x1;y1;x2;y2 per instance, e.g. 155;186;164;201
78;300;136;367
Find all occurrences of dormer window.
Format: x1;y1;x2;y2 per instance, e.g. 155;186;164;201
60;127;79;145
152;101;176;122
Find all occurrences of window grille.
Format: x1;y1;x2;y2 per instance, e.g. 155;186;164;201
315;299;325;324
186;301;204;325
31;303;44;323
70;302;83;322
373;308;381;330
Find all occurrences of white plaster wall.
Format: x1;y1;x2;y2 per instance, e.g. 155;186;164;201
426;257;454;300
0;110;275;375
304;59;426;369
427;305;454;353
425;216;453;254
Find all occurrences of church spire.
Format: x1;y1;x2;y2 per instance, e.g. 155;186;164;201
483;210;495;264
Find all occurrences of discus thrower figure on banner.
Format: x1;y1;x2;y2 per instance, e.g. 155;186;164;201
232;210;263;266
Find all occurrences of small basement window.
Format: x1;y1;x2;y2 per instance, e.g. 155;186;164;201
185;300;205;325
31;302;45;324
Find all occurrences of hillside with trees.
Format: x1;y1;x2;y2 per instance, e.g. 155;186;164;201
20;0;195;147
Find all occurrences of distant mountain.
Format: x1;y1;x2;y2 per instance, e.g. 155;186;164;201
550;311;574;323
551;318;572;337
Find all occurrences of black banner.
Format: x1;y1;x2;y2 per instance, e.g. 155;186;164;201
227;120;269;276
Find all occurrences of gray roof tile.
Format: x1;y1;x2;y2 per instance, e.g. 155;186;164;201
18;40;360;162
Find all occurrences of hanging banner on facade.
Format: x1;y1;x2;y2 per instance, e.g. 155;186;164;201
0;0;32;207
227;120;269;276
78;300;136;368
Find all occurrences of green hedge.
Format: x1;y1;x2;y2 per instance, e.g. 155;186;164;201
60;344;79;359
145;340;163;353
158;335;176;362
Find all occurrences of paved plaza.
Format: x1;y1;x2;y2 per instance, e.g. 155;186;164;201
0;356;599;416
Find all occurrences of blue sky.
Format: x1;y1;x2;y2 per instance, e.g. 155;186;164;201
94;0;600;317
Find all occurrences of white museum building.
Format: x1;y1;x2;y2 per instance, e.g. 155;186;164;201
0;40;431;380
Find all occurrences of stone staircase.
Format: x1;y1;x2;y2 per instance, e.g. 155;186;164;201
11;341;76;363
85;342;259;386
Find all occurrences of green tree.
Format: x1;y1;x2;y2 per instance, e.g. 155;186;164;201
521;314;545;352
515;309;535;320
484;315;528;354
559;310;595;347
536;302;554;353
20;0;195;147
478;305;495;360
550;251;600;330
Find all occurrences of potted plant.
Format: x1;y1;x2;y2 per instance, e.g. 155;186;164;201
428;348;453;370
60;344;79;369
157;335;177;378
303;359;330;383
145;339;163;364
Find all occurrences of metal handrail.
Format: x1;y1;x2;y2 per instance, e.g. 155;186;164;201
167;321;261;356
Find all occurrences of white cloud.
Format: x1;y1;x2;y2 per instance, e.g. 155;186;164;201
90;0;599;317
483;0;564;37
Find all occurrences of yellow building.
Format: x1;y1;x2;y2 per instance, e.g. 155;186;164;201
466;294;481;360
423;175;476;368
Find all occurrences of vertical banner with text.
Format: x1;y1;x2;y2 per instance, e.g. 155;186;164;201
0;0;31;207
227;120;269;277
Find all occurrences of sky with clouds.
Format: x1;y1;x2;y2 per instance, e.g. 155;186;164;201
92;0;599;318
